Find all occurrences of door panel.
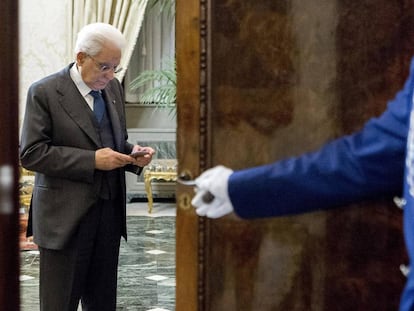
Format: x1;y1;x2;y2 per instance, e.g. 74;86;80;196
0;0;20;309
176;1;414;310
175;0;201;310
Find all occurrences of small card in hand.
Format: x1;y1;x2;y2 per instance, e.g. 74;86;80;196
130;150;149;158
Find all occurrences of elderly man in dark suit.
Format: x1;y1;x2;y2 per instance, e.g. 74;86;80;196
20;23;154;310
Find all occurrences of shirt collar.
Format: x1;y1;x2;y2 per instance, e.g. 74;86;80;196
69;63;94;97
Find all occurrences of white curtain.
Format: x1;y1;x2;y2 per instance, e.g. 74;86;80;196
124;4;175;103
67;0;148;81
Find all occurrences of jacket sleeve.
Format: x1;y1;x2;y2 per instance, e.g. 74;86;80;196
229;59;414;219
19;78;96;183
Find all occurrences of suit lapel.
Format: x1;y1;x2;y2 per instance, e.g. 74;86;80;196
56;66;101;147
55;65;124;151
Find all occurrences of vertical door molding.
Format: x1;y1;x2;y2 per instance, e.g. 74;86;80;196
0;0;20;309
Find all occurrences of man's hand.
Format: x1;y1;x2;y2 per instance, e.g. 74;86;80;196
191;165;234;218
129;145;155;167
95;147;135;170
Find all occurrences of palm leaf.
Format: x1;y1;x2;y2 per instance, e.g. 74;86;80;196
129;59;176;114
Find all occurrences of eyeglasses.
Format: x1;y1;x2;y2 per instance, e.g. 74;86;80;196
87;55;123;74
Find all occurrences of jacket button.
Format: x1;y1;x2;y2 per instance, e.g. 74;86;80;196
393;196;406;209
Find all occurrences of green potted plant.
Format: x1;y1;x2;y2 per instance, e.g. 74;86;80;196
128;59;176;114
131;0;176;114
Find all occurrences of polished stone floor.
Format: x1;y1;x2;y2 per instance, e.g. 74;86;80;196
20;202;176;311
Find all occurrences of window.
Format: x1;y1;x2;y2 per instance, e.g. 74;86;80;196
124;5;175;104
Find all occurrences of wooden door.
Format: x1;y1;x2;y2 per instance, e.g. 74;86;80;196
176;1;414;310
0;0;20;310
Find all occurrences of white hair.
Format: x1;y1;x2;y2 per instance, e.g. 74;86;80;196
74;23;126;56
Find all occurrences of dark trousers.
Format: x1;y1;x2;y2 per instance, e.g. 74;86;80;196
39;197;122;311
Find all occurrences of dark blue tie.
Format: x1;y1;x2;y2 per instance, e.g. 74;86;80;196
90;90;105;123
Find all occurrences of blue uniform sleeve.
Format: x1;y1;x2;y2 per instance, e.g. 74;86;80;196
228;60;414;219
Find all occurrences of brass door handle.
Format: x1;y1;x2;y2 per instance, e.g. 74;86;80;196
177;172;215;203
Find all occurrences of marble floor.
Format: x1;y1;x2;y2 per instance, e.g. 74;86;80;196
20;201;176;311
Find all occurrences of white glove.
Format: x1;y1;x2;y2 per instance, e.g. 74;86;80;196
191;165;234;218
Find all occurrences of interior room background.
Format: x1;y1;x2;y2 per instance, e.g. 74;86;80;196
19;0;176;133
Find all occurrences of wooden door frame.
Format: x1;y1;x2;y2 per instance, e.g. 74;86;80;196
175;0;199;308
0;0;20;309
175;0;207;309
176;0;215;308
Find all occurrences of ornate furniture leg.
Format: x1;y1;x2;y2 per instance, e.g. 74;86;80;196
144;171;154;213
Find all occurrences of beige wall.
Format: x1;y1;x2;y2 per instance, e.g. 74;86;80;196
19;0;69;127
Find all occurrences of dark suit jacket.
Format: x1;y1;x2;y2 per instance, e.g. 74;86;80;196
20;63;139;250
